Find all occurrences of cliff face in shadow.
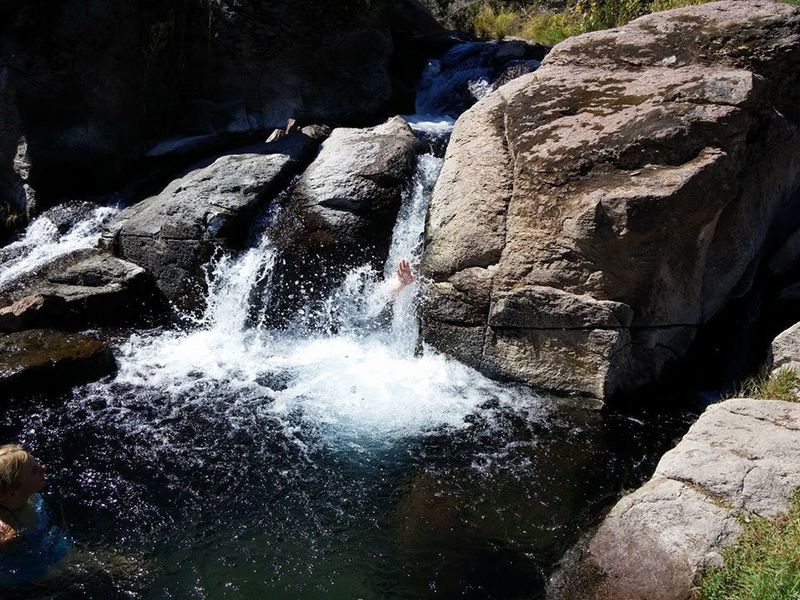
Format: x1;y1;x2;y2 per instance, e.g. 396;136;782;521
0;0;445;208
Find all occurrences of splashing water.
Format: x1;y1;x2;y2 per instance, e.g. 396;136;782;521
0;205;118;288
98;149;524;443
0;43;694;600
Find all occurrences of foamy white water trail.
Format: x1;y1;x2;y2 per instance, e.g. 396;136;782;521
0;205;118;287
91;145;539;444
72;49;549;445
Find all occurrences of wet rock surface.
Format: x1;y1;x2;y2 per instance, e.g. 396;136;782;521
0;329;116;398
552;398;800;600
104;133;320;308
0;249;162;332
264;118;424;323
285;117;423;261
421;0;800;399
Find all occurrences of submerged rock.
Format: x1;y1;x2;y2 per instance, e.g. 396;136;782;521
0;329;116;399
104;133;320;308
421;0;800;399
0;249;162;332
551;398;800;600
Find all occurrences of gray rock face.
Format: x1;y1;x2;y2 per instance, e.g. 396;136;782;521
552;398;800;600
769;321;800;377
104;133;319;307
0;329;116;399
287;117;422;257
262;118;423;323
421;1;800;399
0;249;162;332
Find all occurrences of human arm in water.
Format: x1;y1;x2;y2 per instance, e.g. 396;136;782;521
389;259;416;297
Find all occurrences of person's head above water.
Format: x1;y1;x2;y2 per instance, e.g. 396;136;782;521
0;445;46;511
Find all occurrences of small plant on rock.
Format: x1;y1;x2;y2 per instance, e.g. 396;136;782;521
731;366;799;402
698;491;800;600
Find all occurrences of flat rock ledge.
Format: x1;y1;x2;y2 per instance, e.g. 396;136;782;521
0;249;163;332
551;398;800;600
0;329;116;399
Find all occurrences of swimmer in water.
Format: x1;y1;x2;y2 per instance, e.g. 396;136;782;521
0;445;46;546
0;444;71;589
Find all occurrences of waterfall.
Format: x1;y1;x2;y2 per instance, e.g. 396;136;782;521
94;121;528;442
0;205;118;288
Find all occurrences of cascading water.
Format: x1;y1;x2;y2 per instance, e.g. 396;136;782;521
0;204;119;288
0;44;691;600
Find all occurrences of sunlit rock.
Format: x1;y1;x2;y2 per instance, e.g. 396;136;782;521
0;329;116;398
0;249;162;332
104;133;320;309
551;398;800;600
421;0;800;399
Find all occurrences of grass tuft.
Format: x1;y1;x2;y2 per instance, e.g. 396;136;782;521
467;0;721;44
698;492;800;600
731;366;799;402
473;5;521;39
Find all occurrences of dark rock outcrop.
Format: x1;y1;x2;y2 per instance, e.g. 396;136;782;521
421;1;800;399
0;66;27;241
0;249;162;332
0;329;116;398
104;133;320;308
551;398;800;600
1;0;444;205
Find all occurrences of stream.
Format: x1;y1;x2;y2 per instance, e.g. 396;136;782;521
0;43;695;599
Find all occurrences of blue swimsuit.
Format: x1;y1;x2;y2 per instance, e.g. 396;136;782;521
0;495;72;588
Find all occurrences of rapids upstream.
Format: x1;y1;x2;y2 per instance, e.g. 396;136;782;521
0;43;695;599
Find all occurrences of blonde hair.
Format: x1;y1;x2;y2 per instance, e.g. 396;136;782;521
0;444;31;497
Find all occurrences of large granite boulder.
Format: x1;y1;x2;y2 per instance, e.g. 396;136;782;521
0;249;162;332
551;398;800;600
286;117;422;260
1;0;443;204
0;329;116;399
104;133;319;308
421;1;800;399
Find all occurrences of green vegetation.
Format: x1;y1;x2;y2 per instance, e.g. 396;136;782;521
473;4;522;39
731;366;799;402
698;491;800;600
466;0;715;45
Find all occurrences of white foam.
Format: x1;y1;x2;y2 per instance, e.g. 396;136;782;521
0;206;118;287
91;152;537;443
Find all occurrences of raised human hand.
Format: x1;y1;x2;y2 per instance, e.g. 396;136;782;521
396;259;416;287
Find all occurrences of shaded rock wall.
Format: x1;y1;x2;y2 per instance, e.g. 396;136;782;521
421;1;800;400
0;0;443;204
